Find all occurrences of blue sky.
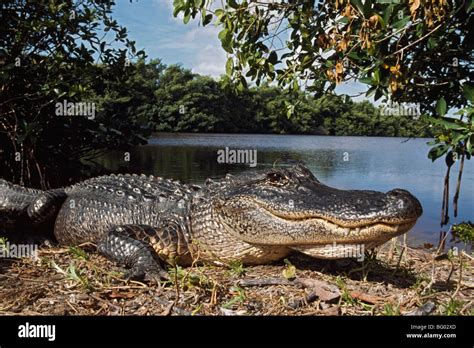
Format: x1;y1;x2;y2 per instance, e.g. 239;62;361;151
113;0;367;99
113;0;227;77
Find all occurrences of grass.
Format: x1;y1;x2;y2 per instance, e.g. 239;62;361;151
68;246;89;260
168;265;213;291
222;285;246;309
452;222;474;245
227;260;245;277
382;303;401;316
442;299;464;316
336;276;356;306
50;259;92;291
410;275;431;291
0;236;8;252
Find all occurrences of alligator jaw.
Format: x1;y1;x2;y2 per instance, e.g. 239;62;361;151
289;219;417;259
260;204;420;230
286;216;419;241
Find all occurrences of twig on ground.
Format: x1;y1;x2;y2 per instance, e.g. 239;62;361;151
153;297;194;316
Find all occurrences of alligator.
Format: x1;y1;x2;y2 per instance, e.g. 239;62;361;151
0;164;422;280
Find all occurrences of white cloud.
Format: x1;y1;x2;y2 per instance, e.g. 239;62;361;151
161;23;226;77
138;0;227;77
193;43;227;77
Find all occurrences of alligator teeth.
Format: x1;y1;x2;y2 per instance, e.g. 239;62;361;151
355;227;361;234
344;228;350;236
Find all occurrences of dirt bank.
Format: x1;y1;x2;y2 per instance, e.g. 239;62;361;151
0;241;472;316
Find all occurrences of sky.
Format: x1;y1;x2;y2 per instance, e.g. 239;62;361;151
112;0;368;100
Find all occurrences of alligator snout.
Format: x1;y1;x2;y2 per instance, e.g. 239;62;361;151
386;188;423;220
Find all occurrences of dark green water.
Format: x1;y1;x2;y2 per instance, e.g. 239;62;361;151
95;133;474;249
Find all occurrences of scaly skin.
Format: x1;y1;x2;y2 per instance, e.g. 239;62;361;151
0;164;422;280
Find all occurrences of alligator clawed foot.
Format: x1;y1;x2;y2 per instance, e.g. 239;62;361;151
124;263;169;284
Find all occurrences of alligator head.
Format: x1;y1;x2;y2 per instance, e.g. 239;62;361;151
212;164;422;260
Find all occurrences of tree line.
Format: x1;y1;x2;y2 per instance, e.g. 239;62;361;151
136;60;436;137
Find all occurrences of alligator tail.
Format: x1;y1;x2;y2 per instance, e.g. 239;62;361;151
0;180;67;233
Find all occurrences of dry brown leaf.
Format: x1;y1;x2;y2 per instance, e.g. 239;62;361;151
349;290;384;304
107;291;136;299
410;0;421;16
298;278;341;302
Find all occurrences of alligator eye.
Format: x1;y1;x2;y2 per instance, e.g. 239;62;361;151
267;172;285;184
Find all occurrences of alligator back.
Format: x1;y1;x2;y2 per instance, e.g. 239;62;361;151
55;174;195;245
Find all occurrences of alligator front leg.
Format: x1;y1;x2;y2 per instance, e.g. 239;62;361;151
97;225;169;282
97;223;191;282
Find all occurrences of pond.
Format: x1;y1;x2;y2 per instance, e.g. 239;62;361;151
96;133;474;249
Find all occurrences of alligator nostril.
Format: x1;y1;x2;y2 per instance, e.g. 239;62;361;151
387;189;412;199
387;189;423;217
298;186;311;194
387;189;410;197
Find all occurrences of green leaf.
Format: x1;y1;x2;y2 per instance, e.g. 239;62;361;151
462;83;474;103
377;13;386;28
337;16;350;25
173;3;185;17
218;28;229;42
282;259;296;279
427;37;438;49
426;115;465;130
428;144;449;162
324;60;334;68
237;75;247;91
218;28;233;53
467;0;474;13
382;4;394;25
226;57;233;76
360;77;375;86
347;51;361;60
451;131;466;144
228;0;239;9
268;51;278;65
374;88;383;101
202;13;213;26
183;12;191;24
301;55;314;67
373;69;380;84
436;97;447;116
350;0;367;17
393;15;410;29
366;86;377;97
292;79;299;91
